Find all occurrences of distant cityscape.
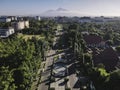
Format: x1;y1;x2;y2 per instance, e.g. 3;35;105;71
1;15;120;38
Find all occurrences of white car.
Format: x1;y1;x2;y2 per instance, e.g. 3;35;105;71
53;63;66;77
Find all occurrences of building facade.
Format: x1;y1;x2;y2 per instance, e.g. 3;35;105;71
0;17;11;22
12;21;29;30
0;27;14;38
35;16;41;21
24;21;29;28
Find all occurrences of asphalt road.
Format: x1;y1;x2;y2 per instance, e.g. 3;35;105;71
38;49;56;90
38;25;63;90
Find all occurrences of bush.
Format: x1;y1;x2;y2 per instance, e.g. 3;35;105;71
116;46;120;53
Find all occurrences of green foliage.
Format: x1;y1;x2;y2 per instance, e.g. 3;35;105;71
84;53;92;62
0;66;16;90
63;23;86;55
106;40;113;46
0;19;57;90
108;70;120;90
22;20;56;49
62;21;120;90
0;35;45;90
116;46;120;53
89;67;110;90
98;68;110;77
0;22;11;28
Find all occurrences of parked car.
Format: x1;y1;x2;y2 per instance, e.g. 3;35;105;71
52;63;67;77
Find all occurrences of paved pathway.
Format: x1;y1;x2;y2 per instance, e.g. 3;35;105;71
38;25;62;90
69;74;79;90
68;62;80;90
38;50;55;90
51;78;65;90
38;24;68;90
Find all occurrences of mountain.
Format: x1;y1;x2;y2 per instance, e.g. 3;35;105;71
56;8;68;11
40;8;85;17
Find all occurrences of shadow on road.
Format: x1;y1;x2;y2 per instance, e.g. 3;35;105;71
59;80;66;86
40;78;49;84
73;79;80;88
46;51;63;58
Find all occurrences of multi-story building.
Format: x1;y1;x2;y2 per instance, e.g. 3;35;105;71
24;21;29;28
14;21;25;30
35;16;41;21
0;27;15;38
0;17;11;22
12;20;29;30
9;16;17;21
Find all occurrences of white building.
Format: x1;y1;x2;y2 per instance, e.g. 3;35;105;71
24;21;29;28
12;21;29;30
0;27;14;38
15;21;25;30
10;16;17;21
35;16;41;21
0;17;11;22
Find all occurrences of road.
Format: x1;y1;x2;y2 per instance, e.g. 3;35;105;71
37;24;94;90
38;49;55;90
38;24;79;90
68;62;80;90
38;25;62;90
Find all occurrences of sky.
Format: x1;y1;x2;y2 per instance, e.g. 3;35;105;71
0;0;120;16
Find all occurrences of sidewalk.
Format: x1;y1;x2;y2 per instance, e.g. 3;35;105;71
51;78;65;90
38;50;55;90
69;74;79;90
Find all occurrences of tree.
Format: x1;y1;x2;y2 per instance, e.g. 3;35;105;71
89;67;110;90
116;46;120;53
0;66;16;90
0;36;44;90
83;53;92;66
108;70;120;90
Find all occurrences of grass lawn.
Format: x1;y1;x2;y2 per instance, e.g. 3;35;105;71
18;33;45;40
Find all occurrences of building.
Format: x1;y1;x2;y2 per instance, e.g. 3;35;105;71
35;16;41;21
9;16;17;21
0;17;11;22
93;47;120;71
12;21;29;30
0;27;14;38
17;17;23;21
83;34;106;48
24;21;29;28
14;21;25;30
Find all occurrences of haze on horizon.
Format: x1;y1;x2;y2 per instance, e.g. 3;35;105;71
0;0;120;16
